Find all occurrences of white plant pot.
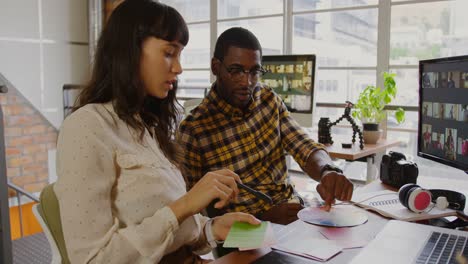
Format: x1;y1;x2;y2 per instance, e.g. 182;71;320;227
363;129;382;144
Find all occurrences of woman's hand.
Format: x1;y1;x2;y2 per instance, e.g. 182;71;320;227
211;212;261;241
170;169;241;223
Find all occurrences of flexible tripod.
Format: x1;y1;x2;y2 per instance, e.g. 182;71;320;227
329;101;364;149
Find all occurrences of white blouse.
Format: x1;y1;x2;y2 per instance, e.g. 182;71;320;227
54;103;210;263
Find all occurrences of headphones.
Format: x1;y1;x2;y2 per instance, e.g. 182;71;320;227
398;184;466;213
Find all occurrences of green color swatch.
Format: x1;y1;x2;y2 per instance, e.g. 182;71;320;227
223;221;268;248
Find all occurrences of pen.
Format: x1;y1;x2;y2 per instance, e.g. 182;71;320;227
237;182;273;204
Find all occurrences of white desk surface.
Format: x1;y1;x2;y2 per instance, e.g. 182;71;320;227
214;176;468;263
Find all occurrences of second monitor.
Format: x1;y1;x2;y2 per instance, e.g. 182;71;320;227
261;54;316;127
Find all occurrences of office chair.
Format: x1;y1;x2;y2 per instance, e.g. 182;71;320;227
183;98;203;116
32;184;70;264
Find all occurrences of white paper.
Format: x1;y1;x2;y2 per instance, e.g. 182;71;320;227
272;220;342;261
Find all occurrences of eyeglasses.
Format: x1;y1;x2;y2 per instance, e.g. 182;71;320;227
220;62;268;81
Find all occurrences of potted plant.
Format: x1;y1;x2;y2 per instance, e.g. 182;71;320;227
352;72;405;144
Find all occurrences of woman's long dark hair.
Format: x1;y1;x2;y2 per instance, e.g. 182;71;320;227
76;0;188;163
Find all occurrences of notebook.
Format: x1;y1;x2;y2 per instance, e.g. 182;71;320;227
352;190;458;221
350;220;468;264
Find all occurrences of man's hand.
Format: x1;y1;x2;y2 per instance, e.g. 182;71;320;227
316;171;353;211
258;203;304;225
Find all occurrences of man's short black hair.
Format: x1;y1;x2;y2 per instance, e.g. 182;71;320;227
213;27;262;61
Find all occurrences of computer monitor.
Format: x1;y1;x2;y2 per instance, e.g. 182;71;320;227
418;55;468;172
261;55;316;127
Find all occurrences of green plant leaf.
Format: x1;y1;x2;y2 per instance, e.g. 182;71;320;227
352;71;405;125
395;108;405;124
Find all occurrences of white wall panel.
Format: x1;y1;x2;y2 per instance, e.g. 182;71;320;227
41;0;89;42
0;41;41;109
42;43;89;111
0;0;39;38
43;111;62;128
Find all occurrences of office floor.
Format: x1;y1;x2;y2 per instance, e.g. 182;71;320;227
12;233;51;264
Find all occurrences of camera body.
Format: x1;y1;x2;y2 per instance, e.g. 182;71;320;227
380;151;419;188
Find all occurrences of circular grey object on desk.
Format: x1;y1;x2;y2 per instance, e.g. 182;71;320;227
298;206;368;227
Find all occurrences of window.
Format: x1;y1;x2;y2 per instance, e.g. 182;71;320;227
218;0;282;19
388;0;468;159
160;0;211;93
390;1;468;65
161;0;209;22
291;3;378;120
218;17;283;55
162;0;468;162
293;0;378;11
293;9;378;67
182;24;210;69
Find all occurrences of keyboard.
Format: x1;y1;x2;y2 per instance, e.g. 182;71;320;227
416;231;468;264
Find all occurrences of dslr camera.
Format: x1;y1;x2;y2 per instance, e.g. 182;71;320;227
380;151;419;188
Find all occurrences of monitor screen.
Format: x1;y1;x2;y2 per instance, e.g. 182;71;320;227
418;55;468;171
261;55;315;114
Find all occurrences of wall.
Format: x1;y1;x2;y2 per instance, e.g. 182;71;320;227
0;0;90;129
0;78;57;194
0;0;89;192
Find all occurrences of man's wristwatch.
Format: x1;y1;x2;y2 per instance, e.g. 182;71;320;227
204;218;223;248
320;164;343;178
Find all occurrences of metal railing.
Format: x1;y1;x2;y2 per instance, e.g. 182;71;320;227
1;74;12;263
7;182;39;238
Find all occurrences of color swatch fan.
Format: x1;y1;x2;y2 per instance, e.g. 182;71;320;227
223;221;276;250
298;207;368;227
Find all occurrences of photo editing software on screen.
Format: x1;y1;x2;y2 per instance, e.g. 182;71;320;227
419;55;468;171
261;55;315;113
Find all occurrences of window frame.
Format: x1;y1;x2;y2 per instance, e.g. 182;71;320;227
165;0;455;135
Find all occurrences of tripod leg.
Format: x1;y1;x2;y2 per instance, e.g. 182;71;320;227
359;132;364;149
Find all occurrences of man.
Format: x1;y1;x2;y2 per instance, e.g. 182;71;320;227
178;27;353;225
447;72;455;89
423;126;431;149
445;129;455;160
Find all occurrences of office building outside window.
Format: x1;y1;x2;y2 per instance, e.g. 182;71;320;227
161;0;468;163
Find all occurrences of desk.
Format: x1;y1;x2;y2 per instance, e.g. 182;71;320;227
213;177;468;263
324;139;400;183
212;181;392;264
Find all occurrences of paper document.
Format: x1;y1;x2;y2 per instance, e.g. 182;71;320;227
273;220;342;261
223;221;275;250
319;228;370;249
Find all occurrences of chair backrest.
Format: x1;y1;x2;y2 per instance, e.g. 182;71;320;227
34;183;70;264
183;98;203;116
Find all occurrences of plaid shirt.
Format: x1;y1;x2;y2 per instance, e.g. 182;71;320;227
177;84;325;216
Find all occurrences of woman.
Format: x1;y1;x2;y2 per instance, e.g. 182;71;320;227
54;1;259;263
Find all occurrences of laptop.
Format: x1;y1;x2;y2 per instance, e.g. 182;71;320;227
350;220;468;264
252;250;317;264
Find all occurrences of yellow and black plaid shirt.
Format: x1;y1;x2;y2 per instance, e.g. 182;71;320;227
177;84;324;216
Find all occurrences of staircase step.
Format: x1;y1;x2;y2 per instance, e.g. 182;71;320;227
12;233;51;264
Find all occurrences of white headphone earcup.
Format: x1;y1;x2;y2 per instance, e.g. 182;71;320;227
435;196;449;210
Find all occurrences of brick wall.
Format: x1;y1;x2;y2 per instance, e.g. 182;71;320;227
1;87;58;195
